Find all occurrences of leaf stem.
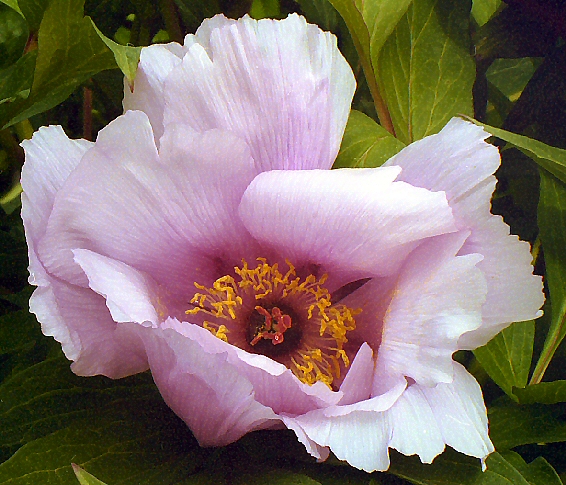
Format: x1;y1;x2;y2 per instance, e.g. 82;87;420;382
83;86;93;141
362;57;396;137
159;0;183;44
530;310;566;384
348;31;396;136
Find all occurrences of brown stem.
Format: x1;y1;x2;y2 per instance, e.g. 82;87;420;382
350;33;396;136
83;86;93;141
159;0;184;43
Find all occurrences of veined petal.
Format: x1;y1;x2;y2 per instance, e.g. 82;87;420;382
21;126;92;286
38;112;258;298
139;323;279;446
378;232;486;386
238;168;457;277
385;118;543;346
163;14;355;171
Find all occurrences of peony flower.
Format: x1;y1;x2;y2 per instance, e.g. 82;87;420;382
21;14;543;472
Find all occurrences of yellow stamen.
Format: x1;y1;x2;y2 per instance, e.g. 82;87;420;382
186;259;359;387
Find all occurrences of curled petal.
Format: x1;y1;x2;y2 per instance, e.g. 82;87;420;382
38;112;257;297
140;324;279;446
238;167;457;278
385;118;543;346
21;126;92;286
30;277;147;378
378;231;487;386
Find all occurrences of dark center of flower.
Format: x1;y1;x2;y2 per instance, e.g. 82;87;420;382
185;259;360;387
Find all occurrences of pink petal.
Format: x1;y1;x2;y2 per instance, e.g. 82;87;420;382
21;126;92;285
378;232;486;386
385;118;543;347
238;167;457;277
163;14;355;171
37;112;257;298
29;277;147;378
139;323;279;446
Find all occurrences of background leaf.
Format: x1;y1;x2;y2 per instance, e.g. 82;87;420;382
377;0;475;143
514;381;566;405
481;451;562;485
333;110;405;168
473;320;535;398
72;465;108;485
532;171;566;383
489;401;566;450
0;0;118;129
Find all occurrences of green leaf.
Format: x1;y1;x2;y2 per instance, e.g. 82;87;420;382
388;448;484;485
0;50;36;106
480;451;563;485
377;0;475;143
0;3;28;70
234;470;321;485
471;121;566;184
471;0;501;26
1;0;118;129
0;356;162;455
326;0;412;129
333;110;405;169
473;320;535;398
0;0;22;16
249;0;281;19
72;465;107;485
530;171;566;383
0;354;208;484
90;20;141;86
0;309;43;356
486;58;540;103
489;401;566;450
514;381;566;405
2;0;50;31
0;404;205;485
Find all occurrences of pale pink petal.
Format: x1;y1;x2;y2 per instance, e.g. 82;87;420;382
123;43;189;143
29;277;147;378
238;168;457;277
162;319;342;414
387;363;493;463
457;182;544;348
290;408;391;472
139;324;279;446
385;118;543;346
21;126;92;285
163;14;355;171
387;384;445;463
378;232;486;386
37;112;257;298
423;362;494;459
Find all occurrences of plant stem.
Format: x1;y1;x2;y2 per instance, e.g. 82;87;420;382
160;0;183;43
83;86;93;141
349;33;396;136
529;310;566;385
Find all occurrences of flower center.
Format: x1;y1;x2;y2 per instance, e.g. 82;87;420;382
185;259;359;387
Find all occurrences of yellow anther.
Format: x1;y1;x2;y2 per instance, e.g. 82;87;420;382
187;258;359;388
